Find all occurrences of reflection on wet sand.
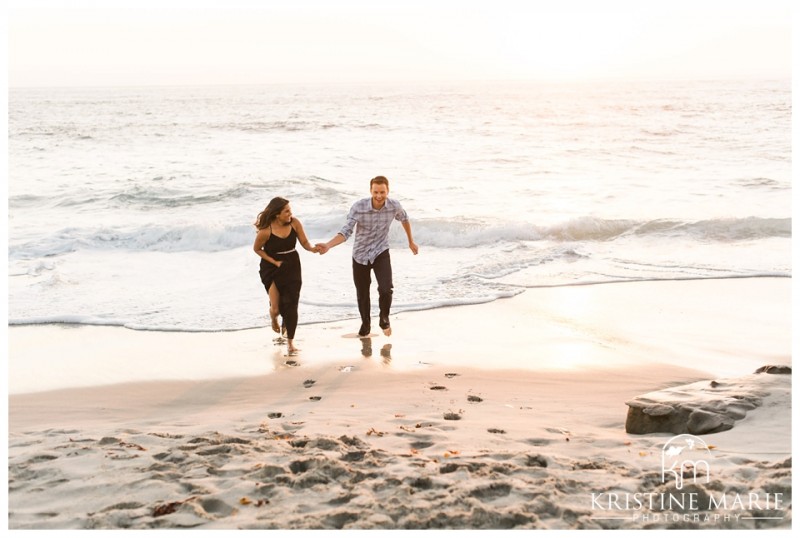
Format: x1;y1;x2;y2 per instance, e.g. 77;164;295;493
359;337;392;365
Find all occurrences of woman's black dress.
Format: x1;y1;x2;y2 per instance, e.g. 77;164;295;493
259;224;302;339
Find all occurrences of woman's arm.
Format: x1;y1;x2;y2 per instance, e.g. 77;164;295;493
253;228;282;266
291;218;318;253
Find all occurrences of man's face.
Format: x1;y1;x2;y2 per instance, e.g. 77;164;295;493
371;183;388;207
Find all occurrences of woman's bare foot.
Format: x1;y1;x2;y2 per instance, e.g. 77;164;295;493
270;311;280;333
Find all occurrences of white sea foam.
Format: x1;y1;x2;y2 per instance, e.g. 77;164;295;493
8;216;789;259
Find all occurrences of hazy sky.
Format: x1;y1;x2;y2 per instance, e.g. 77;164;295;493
7;0;793;87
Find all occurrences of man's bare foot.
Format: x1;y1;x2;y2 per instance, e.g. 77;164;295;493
379;317;391;337
288;341;299;355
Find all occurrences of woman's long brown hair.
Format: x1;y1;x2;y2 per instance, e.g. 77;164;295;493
254;197;289;230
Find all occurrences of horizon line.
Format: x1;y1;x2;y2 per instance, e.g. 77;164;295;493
8;75;791;91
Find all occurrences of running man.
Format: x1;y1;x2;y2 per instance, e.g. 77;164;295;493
317;176;418;336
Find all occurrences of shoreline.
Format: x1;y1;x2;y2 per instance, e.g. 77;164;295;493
8;277;791;395
7;274;789;332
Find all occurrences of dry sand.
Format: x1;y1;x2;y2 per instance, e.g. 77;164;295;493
5;277;792;530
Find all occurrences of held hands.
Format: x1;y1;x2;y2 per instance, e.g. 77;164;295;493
310;241;414;255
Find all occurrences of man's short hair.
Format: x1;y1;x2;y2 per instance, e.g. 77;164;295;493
370;176;389;188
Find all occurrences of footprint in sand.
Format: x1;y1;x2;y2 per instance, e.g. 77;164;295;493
524;438;552;447
467;395;483;403
309;396;322;401
429;385;447;391
445;373;460;379
284;360;299;367
488;428;506;434
303;379;316;388
267;412;283;419
199;498;237;518
281;421;305;432
470;483;512;500
443;412;462;421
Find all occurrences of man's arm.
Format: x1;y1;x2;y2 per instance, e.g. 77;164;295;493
317;203;358;254
316;233;346;255
401;220;419;255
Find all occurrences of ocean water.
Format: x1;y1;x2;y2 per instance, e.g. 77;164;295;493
8;80;791;332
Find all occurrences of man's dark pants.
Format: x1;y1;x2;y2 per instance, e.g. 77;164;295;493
352;249;393;335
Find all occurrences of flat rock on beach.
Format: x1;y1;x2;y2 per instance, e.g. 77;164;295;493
625;366;792;435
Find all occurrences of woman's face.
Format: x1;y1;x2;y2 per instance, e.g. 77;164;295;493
277;204;293;224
